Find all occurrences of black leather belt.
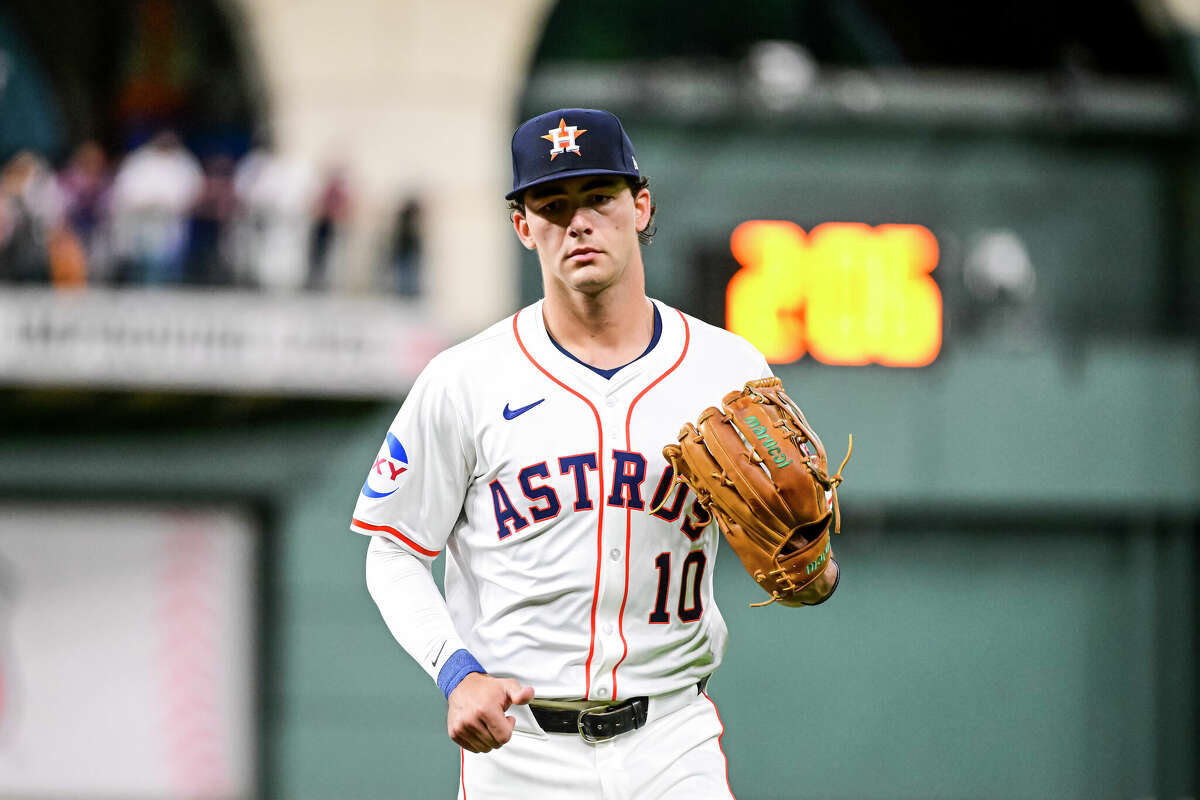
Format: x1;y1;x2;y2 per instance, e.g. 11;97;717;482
529;678;708;743
530;697;649;743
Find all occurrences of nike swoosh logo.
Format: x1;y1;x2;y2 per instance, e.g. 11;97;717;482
503;398;545;420
432;641;447;667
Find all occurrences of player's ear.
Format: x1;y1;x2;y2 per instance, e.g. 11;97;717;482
633;187;652;233
511;208;536;250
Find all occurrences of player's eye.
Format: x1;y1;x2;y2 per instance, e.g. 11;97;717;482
536;199;564;215
591;194;613;205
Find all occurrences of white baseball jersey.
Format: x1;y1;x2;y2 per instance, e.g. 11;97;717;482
351;298;771;702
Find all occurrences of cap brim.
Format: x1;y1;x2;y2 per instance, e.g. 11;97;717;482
506;167;641;201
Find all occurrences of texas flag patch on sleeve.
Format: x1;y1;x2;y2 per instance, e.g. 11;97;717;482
361;433;409;499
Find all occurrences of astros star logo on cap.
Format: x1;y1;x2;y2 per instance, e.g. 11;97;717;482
541;118;587;160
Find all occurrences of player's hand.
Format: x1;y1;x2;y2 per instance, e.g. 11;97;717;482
446;673;535;753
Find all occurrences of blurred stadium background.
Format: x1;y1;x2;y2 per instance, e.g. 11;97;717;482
0;0;1196;798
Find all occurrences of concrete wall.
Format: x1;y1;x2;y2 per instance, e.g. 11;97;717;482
230;0;553;335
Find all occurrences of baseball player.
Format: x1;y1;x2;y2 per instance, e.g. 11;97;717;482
354;108;778;799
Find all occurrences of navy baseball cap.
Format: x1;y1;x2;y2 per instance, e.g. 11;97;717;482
506;108;640;201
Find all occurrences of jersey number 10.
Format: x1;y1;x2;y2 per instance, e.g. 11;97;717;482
649;551;707;624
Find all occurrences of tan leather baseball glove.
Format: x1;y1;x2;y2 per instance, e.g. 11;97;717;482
661;377;851;607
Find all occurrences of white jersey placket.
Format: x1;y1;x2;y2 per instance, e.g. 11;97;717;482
586;386;633;702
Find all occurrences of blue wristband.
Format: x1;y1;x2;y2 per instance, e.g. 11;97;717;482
437;649;486;699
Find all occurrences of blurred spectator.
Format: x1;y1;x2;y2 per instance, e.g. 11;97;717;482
308;167;353;290
57;141;114;282
387;197;423;297
0;151;62;283
185;153;237;285
109;130;203;284
46;221;87;288
0;135;375;295
233;148;318;291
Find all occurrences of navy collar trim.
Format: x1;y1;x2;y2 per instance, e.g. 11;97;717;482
546;303;663;380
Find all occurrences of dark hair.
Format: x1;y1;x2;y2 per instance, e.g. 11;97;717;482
507;176;657;245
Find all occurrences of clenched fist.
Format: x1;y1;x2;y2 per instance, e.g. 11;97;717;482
447;673;535;753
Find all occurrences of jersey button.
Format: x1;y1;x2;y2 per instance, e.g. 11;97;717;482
609;548;621;561
597;687;609;698
603;623;614;634
605;396;617;407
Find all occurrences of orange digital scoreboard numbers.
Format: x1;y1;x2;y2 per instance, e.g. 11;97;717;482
727;221;942;367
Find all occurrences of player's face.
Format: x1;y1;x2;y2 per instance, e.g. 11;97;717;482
512;176;652;297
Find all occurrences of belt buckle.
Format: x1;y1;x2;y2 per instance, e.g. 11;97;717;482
576;705;620;743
